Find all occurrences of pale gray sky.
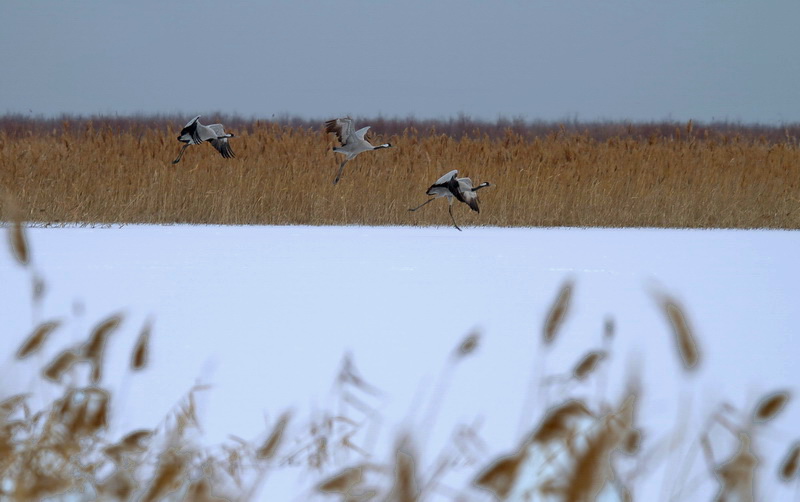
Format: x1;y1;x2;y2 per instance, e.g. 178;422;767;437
2;0;798;123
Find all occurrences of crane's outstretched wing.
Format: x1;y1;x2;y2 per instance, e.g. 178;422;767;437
207;123;228;137
182;115;201;129
461;190;480;212
209;138;235;159
179;116;203;144
433;170;458;186
355;126;371;142
325;117;355;146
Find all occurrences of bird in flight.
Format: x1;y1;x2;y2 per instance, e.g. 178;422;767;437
325;117;392;185
409;170;492;231
172;116;236;164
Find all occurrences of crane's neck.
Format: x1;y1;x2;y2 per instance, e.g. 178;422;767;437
472;182;491;191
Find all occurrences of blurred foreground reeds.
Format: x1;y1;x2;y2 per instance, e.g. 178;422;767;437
1;115;798;228
2;222;799;501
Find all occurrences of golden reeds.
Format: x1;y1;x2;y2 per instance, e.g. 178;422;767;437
752;390;791;424
622;429;641;455
3;194;30;265
532;399;593;444
714;432;758;502
256;412;291;461
41;349;81;382
778;442;800;481
82;313;123;383
561;426;616;502
185;476;230;502
656;294;701;371
475;395;639;501
104;429;153;464
16;320;61;359
141;449;190;502
9;221;29;266
317;466;364;495
473;449;527;499
131;318;152;371
0;394;29;419
543;280;573;345
572;350;607;380
1;117;799;228
387;437;419;502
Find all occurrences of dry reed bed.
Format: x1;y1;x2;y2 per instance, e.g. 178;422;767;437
1;118;798;228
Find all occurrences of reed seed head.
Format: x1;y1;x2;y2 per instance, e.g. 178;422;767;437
752;390;791;424
42;349;81;383
657;294;701;371
131;318;152;371
543;279;574;345
473;450;526;499
779;441;800;481
256;411;291;460
572;350;607;381
455;331;480;358
9;221;29;266
16;320;61;359
316;466;364;494
82;313;123;384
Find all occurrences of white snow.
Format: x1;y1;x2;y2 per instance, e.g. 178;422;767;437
1;225;798;500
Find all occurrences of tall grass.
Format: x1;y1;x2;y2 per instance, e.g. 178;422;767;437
1;116;798;228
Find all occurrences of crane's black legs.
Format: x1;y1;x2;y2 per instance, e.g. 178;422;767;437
172;144;189;164
408;198;435;212
449;205;462;231
409;199;461;230
333;160;349;185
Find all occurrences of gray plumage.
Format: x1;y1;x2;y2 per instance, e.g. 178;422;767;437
408;169;492;231
325;117;392;184
172;116;236;164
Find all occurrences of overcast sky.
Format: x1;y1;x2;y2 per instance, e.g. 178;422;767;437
2;0;798;123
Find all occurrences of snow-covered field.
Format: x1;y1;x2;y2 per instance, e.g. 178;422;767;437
2;225;799;500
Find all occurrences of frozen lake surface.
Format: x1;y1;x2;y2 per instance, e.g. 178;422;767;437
1;225;798;500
